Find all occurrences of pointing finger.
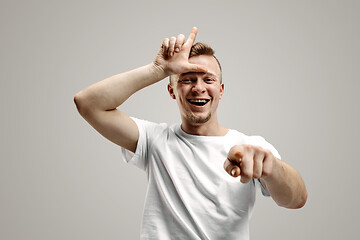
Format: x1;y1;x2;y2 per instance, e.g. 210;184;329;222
230;165;240;177
224;158;241;177
227;145;244;164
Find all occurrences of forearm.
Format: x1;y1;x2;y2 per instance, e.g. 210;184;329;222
74;63;167;113
260;159;307;209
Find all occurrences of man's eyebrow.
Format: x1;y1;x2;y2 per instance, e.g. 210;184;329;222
204;72;217;78
179;72;196;77
179;72;217;78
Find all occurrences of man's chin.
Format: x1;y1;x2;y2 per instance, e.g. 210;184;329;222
187;113;212;124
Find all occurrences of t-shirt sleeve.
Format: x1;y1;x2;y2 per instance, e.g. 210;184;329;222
120;117;161;171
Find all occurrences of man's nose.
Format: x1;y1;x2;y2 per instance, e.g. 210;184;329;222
192;79;206;93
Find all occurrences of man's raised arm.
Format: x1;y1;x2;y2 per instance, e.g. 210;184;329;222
74;27;207;152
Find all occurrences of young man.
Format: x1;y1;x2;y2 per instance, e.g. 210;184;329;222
74;27;307;240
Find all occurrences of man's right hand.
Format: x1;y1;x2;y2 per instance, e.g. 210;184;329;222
152;27;208;77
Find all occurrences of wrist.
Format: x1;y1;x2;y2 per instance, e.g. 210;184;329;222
150;62;170;80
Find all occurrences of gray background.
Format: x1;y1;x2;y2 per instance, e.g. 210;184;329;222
1;0;359;239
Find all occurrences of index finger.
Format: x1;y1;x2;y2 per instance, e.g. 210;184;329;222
227;145;244;164
183;27;198;49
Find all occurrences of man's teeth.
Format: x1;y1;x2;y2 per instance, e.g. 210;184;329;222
189;99;207;103
188;99;209;106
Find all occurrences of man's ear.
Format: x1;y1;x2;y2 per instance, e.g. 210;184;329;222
219;83;224;99
167;83;176;99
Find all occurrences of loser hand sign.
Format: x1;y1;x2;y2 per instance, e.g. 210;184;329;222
153;27;208;76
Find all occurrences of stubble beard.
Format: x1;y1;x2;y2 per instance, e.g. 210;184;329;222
186;111;212;124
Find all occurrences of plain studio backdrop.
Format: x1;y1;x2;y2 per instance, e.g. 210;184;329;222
1;0;359;239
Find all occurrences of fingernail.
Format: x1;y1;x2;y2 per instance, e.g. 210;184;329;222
175;48;179;52
231;169;236;176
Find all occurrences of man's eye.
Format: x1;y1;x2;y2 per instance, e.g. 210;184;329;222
204;78;215;83
180;79;192;83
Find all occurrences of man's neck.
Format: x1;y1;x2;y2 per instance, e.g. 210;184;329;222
180;119;228;137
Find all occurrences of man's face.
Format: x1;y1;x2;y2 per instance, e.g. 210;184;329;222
168;55;224;125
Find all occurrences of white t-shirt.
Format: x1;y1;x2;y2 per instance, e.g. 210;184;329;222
121;118;281;240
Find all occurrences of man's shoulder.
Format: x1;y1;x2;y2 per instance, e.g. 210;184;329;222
131;117;179;135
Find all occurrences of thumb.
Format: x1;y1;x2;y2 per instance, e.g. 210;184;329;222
187;63;208;73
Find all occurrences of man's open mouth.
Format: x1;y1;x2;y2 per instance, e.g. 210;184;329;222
187;99;210;106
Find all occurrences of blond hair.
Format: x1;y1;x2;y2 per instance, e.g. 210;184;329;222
189;42;222;72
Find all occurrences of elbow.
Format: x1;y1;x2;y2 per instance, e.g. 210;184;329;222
74;91;91;117
293;183;308;209
295;190;308;209
74;92;83;113
280;190;308;209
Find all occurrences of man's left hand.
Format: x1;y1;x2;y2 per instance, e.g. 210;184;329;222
224;145;278;183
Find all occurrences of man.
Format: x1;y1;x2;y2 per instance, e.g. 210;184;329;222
74;27;307;239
